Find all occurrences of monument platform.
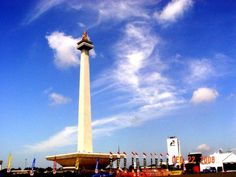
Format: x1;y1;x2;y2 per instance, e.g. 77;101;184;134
46;152;124;170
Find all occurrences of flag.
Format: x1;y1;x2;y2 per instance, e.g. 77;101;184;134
30;158;36;176
109;152;113;159
7;153;12;173
117;151;120;158
123;152;127;171
53;160;57;175
183;158;186;171
95;158;99;174
75;158;79;170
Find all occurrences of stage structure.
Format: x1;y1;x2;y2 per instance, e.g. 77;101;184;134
46;32;124;170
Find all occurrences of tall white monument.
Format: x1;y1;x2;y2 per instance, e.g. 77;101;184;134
77;31;93;153
46;32;123;170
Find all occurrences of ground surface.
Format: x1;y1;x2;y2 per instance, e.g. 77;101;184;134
183;173;236;177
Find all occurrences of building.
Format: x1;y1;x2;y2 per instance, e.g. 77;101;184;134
200;150;236;172
167;137;181;165
185;152;202;174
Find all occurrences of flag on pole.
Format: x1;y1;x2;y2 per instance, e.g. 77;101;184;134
160;153;163;166
183;158;186;172
75;157;79;170
53;160;57;175
154;153;158;168
7;153;12;173
143;153;147;169
123;152;127;172
95;158;99;174
109;152;113;173
30;158;36;176
150;153;153;168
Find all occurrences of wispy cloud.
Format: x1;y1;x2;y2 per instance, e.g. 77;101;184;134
91;22;186;132
96;22;185;111
24;0;66;24
186;59;215;84
49;92;71;105
25;126;77;152
25;113;164;152
154;0;193;24
191;87;219;104
25;1;152;26
24;0;194;30
95;1;151;25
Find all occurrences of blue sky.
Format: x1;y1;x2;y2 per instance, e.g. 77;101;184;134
0;0;236;168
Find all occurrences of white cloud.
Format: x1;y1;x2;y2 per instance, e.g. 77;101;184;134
186;59;215;83
154;0;193;24
25;126;77;152
191;87;219;104
46;31;80;69
49;92;71;105
46;31;96;69
196;144;211;153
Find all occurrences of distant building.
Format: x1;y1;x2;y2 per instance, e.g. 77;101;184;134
185;152;202;174
0;160;2;170
167;136;181;165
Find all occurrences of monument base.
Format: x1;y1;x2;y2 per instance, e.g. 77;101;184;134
46;152;124;170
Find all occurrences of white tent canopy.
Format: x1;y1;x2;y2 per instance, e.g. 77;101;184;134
200;151;236;172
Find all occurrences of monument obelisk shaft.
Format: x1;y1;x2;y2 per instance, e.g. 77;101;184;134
77;32;94;153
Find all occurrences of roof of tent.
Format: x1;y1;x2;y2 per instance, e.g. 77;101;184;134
211;152;236;163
